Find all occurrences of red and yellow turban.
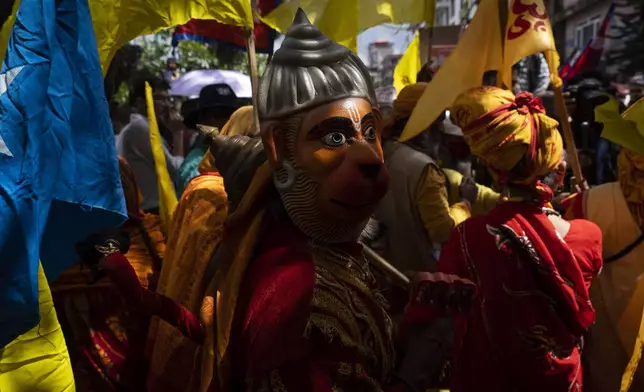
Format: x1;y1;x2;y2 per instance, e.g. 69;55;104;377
451;86;563;187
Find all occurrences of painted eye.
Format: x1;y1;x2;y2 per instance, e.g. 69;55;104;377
363;126;377;141
322;132;347;147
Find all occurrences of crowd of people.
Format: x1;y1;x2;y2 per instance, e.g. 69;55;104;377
6;8;644;392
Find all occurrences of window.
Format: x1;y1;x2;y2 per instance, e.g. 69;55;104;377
435;6;450;26
575;16;601;48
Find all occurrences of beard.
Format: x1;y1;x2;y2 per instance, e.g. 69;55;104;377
274;159;367;244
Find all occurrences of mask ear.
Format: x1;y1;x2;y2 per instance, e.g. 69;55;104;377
260;121;286;169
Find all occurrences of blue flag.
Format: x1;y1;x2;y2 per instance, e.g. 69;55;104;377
0;0;126;347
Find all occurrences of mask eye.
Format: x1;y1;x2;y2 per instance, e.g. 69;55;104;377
322;132;347;147
363;126;377;141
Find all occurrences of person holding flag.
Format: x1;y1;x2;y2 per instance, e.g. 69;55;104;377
440;86;603;392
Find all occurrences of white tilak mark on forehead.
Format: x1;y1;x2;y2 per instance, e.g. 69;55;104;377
343;101;361;132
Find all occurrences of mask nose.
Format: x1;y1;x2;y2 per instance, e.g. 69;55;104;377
359;163;382;179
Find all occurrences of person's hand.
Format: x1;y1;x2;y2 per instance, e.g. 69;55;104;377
411;272;476;313
459;176;479;206
75;228;131;282
551;192;571;212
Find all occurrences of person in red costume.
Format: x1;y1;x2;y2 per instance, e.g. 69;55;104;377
432;86;603;392
76;9;478;392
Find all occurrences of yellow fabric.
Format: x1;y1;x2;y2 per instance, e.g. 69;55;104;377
199;150;216;173
415;164;471;245
584;183;644;392
501;0;561;88
619;148;644;210
148;174;228;391
451;86;562;186
260;0;435;53
0;0;21;61
0;263;75;392
596;96;644;156
198;105;255;174
393;83;428;120
393;32;421;95
0;0;253;72
146;82;178;235
443;167;500;216
400;0;502;142
220;105;254;137
204;163;272;391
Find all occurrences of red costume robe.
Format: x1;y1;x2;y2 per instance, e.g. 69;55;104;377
435;202;602;392
229;220;395;391
102;220;407;391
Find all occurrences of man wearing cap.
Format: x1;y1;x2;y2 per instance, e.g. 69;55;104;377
178;83;249;191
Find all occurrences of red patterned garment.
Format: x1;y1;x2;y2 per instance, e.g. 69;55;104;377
228;220;397;391
437;202;602;392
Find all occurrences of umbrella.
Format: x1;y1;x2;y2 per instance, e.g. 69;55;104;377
169;69;252;98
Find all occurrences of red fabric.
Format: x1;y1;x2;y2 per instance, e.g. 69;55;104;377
437;202;602;392
560;3;614;83
172;0;280;53
103;252;205;344
229;220;395;391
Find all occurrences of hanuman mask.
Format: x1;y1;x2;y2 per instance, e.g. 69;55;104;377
258;9;390;244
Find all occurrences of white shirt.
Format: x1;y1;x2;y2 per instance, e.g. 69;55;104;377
116;113;184;211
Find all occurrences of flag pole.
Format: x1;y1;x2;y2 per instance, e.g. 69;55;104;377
246;2;261;136
553;84;587;190
245;28;261;136
496;0;509;88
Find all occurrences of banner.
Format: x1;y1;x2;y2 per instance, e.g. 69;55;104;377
173;0;281;54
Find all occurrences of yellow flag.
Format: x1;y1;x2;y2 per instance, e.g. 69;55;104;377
91;0;252;73
0;0;253;72
400;0;502;142
502;0;562;88
0;0;21;60
0;263;75;392
145;82;178;235
260;0;435;53
596;96;644;156
393;32;421;95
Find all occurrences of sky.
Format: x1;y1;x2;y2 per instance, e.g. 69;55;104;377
273;24;414;67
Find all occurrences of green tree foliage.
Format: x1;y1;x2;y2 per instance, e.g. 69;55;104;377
108;28;269;105
138;29;269;79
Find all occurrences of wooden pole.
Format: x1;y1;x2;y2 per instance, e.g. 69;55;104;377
497;0;509;88
362;245;410;288
553;85;587;190
246;27;261;136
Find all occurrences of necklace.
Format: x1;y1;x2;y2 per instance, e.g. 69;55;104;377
309;240;375;285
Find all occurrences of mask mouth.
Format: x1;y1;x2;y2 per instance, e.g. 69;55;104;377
330;198;375;209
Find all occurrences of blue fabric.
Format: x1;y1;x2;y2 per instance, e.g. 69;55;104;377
0;0;126;347
179;137;208;193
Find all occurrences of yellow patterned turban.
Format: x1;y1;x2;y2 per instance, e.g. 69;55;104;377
451;86;563;187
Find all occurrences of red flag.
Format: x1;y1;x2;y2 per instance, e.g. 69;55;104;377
561;2;614;83
172;0;281;54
